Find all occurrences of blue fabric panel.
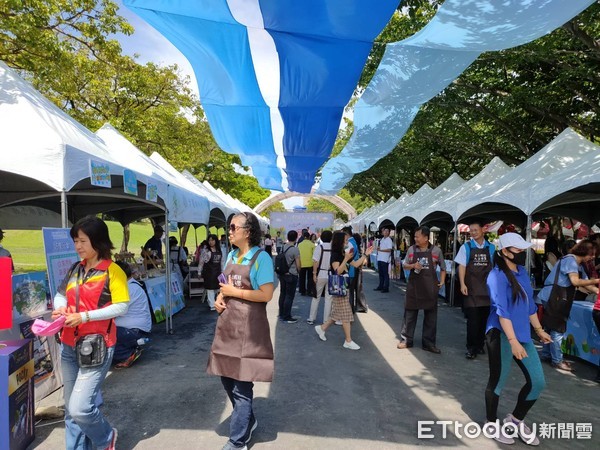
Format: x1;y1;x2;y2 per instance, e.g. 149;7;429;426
318;0;595;194
124;0;281;190
258;0;398;41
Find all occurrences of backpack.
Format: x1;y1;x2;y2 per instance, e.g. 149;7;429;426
275;246;292;275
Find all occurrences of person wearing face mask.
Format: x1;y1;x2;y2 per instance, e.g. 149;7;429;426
483;233;552;445
537;239;599;371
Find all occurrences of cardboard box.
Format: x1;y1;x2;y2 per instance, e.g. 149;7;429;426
0;339;35;450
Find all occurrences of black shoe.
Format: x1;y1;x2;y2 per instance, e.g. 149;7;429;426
465;350;476;359
284;317;298;324
356;309;367;313
477;347;485;355
381;290;389;293
374;287;382;291
423;346;442;354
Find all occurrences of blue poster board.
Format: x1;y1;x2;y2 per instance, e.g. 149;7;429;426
42;228;79;298
143;275;185;323
564;301;600;366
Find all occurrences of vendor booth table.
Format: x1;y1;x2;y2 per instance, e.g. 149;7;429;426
564;301;600;367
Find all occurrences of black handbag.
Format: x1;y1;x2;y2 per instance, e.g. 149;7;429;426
541;259;576;333
73;265;110;368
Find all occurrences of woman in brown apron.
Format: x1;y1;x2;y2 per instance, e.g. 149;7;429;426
398;226;446;353
206;212;275;450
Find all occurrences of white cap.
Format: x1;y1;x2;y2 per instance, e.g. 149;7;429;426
498;232;533;250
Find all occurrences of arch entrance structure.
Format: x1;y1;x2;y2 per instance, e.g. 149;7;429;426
254;192;357;220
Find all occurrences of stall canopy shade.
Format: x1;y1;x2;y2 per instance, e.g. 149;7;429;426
123;0;398;193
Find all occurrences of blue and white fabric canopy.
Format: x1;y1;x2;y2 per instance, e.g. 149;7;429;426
124;0;594;194
124;0;398;193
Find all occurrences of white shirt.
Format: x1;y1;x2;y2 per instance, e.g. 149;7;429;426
455;239;487;266
115;279;152;332
312;243;332;280
377;237;393;263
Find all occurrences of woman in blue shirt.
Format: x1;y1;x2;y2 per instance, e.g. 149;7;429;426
484;233;551;445
207;212;274;450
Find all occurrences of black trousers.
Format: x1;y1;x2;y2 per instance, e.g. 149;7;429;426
465;305;490;352
400;306;438;348
299;267;315;295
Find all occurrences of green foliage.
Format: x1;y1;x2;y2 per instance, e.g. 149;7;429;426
344;2;600;201
0;0;270;209
261;201;286;217
306;198;348;223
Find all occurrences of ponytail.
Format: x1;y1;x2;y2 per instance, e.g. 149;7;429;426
493;250;526;303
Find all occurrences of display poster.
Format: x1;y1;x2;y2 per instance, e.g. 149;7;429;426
269;212;334;236
42;228;79;298
0;257;12;329
564;301;600;366
123;169;138;196
146;183;158;202
0;339;35;450
89;160;111;188
11;272;50;322
144;274;185;323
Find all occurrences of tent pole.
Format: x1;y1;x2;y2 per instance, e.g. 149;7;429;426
61;190;68;228
165;209;173;334
449;221;459;306
526;214;532;277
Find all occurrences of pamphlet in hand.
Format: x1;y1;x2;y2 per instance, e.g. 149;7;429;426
218;273;227;284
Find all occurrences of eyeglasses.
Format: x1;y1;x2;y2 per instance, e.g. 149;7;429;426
229;224;248;232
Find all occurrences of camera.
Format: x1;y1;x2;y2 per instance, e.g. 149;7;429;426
76;334;107;368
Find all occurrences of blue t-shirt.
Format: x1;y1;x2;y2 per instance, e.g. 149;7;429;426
347;237;359;278
537;255;586;302
486;266;537;343
226;247;274;289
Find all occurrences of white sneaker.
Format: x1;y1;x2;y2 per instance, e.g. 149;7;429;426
314;325;326;341
484;421;515;445
343;340;360;350
503;414;539;446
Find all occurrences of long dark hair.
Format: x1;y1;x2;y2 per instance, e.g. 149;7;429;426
331;231;346;255
207;234;221;253
493;249;526;303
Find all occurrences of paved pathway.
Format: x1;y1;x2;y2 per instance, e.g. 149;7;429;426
32;269;600;449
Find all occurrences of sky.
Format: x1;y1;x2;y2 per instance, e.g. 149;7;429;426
114;1;303;208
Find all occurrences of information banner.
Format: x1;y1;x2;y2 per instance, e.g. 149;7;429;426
42;228;79;298
269;212;334;236
0;257;11;330
144;274;185;323
123;169;138;196
89;160;111;188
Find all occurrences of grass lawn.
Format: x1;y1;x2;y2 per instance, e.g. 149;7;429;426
2;221;224;273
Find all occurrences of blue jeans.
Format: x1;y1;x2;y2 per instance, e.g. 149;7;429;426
541;329;564;364
377;261;389;290
221;377;255;448
114;327;146;363
278;273;298;320
62;343;114;450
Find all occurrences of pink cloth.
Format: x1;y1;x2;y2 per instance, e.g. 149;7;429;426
31;315;66;336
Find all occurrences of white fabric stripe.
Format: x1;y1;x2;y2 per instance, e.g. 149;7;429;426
227;0;288;191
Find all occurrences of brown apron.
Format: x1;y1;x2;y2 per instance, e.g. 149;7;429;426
463;244;492;308
406;245;439;310
206;249;274;382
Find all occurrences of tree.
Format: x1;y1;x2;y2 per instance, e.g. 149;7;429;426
342;2;600;201
0;0;271;208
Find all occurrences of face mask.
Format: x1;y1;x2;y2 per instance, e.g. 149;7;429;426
508;248;527;266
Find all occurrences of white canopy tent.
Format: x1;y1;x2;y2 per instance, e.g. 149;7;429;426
95;124;210;226
458;128;599;226
375;192;411;228
420;157;512;230
398;173;466;227
391;184;433;227
0;62;168;227
361;197;397;229
181;170;237;225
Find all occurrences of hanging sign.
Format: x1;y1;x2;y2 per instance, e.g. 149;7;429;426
123;169;138;196
89;160;111;188
146;183;158;202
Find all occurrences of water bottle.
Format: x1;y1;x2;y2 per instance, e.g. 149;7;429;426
137;337;150;346
414;257;424;274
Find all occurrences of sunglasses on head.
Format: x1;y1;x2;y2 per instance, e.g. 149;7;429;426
229;223;248;232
